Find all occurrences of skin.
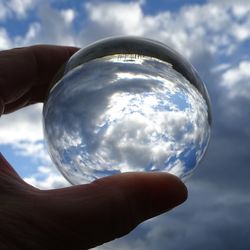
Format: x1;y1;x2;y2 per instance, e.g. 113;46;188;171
0;45;188;250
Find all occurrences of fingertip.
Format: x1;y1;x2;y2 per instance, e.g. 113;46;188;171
163;172;188;200
164;173;188;208
93;172;188;220
130;172;188;218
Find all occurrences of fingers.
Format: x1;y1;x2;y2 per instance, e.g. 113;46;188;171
0;45;79;114
39;172;187;249
0;152;187;250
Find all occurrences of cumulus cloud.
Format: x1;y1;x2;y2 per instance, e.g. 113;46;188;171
11;3;77;47
0;3;9;21
3;0;250;61
24;165;70;189
12;140;50;163
0;104;43;143
60;8;76;25
0;0;37;20
221;61;250;99
0;28;12;49
81;1;250;61
7;0;37;18
85;1;144;35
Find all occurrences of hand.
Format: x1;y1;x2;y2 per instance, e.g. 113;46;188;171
0;45;187;250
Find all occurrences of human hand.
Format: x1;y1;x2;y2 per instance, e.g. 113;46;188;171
0;45;187;250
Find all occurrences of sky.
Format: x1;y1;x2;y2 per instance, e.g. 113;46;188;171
0;0;250;249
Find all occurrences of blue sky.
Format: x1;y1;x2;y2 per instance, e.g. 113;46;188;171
0;0;250;249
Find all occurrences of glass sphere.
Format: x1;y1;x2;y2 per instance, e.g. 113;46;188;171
43;36;211;185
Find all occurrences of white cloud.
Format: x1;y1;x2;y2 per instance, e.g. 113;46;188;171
0;2;9;20
0;28;12;49
221;61;250;99
60;8;76;25
7;0;37;18
13;3;77;46
231;4;250;19
211;63;231;73
24;165;70;189
35;3;75;45
0;0;37;20
0;104;43;143
82;1;250;61
25;22;41;40
2;0;249;62
12;141;51;164
14;22;41;46
85;1;145;35
232;24;250;42
0;103;69;190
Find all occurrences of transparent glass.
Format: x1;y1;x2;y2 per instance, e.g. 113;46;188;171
43;37;211;185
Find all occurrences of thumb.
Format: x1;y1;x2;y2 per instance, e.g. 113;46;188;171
40;172;188;249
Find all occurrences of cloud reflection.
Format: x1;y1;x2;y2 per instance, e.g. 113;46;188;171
43;54;210;184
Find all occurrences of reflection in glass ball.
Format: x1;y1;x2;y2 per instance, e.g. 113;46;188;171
43;37;211;185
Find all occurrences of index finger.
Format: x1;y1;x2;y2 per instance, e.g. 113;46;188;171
0;45;78;115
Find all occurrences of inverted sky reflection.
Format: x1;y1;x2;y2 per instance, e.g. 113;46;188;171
43;54;210;184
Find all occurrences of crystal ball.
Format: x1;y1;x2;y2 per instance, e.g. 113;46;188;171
43;36;211;185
